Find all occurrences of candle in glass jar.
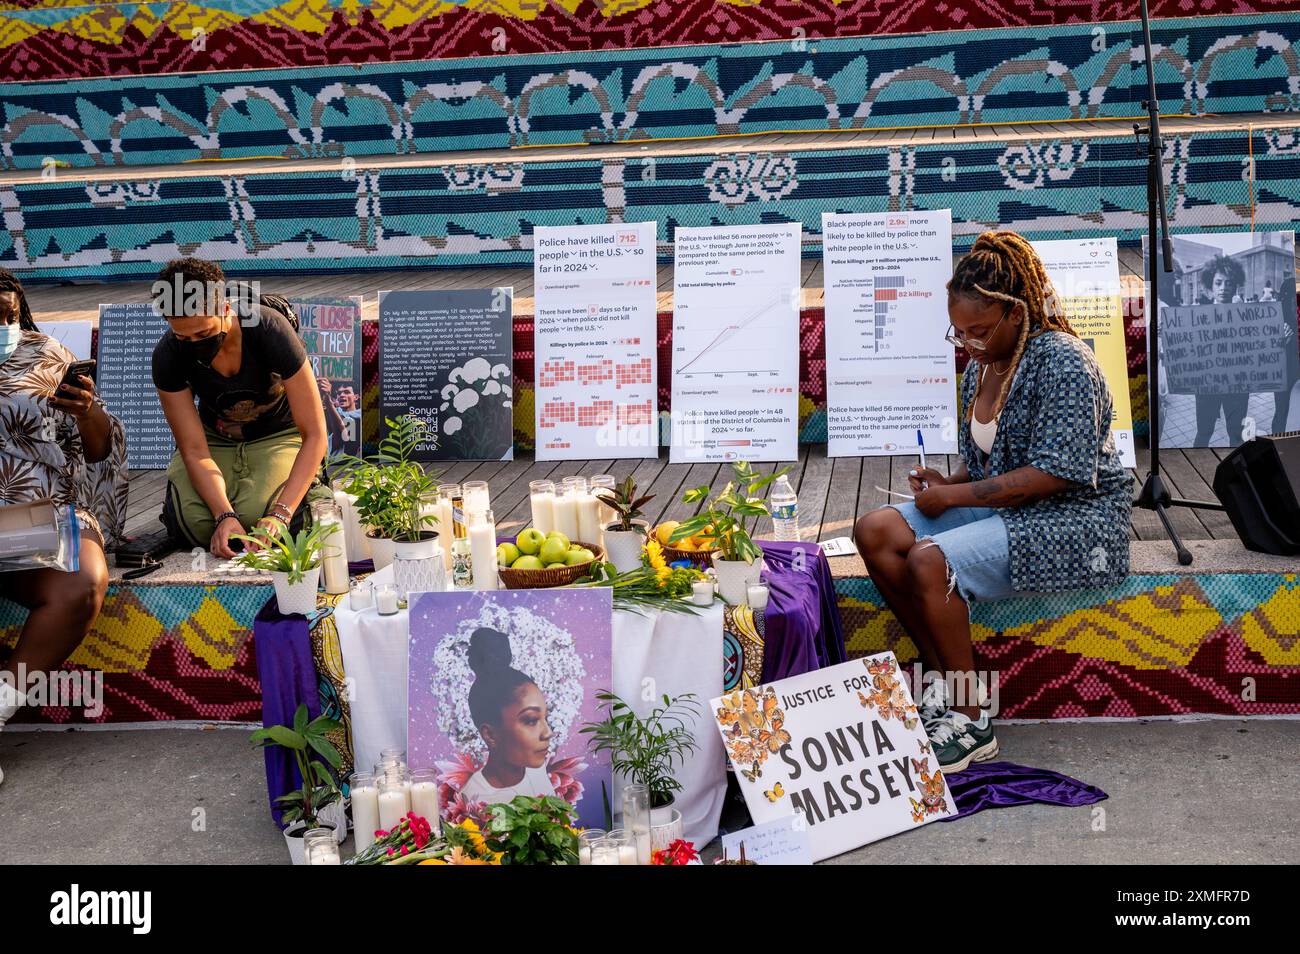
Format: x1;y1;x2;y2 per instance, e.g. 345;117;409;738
435;484;460;571
350;773;380;851
553;486;580;542
462;480;490;519
692;578;715;605
409;769;441;834
529;480;556;535
332;485;370;561
590;475;616;546
377;776;409;830
747;583;770;611
349;580;374;611
469;509;499;591
576;491;601;546
375;584;400;616
312;505;349;595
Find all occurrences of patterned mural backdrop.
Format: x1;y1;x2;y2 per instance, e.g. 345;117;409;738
3;0;1299;82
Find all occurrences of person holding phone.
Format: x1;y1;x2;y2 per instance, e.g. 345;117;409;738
853;232;1132;771
152;258;332;558
0;268;128;784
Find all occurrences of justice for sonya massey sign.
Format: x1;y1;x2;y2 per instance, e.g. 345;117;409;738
713;653;954;862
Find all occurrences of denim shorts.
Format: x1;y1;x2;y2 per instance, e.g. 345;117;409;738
887;502;1017;604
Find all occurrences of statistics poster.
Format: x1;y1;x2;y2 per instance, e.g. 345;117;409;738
713;653;954;863
671;222;801;462
823;210;957;457
532;222;658;460
379;288;514;461
290;296;363;459
1032;238;1136;467
96;303;173;469
1147;231;1298;448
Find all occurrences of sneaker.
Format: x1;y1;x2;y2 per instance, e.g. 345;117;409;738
928;711;999;773
918;677;952;728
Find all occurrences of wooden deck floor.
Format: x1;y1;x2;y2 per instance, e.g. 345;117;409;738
120;442;1233;545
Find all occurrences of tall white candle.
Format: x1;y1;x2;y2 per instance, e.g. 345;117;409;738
469;510;499;591
319;518;350;595
530;490;555;535
553;489;580;542
333;490;370;560
463;481;490;519
351;782;380;851
576;491;601;546
377;788;408;831
410;781;440;831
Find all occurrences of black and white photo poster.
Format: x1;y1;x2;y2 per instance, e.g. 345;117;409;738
1148;231;1298;448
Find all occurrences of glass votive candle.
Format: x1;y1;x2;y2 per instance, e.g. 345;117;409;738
578;829;607;865
409;768;441;833
375;583;400;615
304;828;341;865
622;783;652;865
747;582;770;611
692;577;715;606
349;579;374;611
377;774;410;831
589;839;620;866
462;480;490;517
605;828;638;865
350;772;380;852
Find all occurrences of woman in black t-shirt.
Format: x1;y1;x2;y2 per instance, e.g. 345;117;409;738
151;258;331;558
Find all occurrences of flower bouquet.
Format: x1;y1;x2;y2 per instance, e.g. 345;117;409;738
651;839;699;866
568;540;707;614
346;813;502;865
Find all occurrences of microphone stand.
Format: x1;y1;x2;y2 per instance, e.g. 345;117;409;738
1132;0;1224;567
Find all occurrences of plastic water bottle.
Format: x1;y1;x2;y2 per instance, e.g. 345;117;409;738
769;475;799;541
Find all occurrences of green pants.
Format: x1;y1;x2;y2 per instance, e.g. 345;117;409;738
163;428;332;548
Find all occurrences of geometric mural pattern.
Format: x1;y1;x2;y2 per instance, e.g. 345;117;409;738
836;574;1300;718
3;2;1296;82
3;15;1299;171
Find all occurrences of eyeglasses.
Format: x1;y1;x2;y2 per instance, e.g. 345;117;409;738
945;304;1013;352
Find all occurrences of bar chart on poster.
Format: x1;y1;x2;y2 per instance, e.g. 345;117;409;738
671;223;802;463
823;210;957;458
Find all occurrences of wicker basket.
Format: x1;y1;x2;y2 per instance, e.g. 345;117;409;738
658;542;721;569
497;540;606;589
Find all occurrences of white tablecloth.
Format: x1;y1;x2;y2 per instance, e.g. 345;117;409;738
332;575;726;848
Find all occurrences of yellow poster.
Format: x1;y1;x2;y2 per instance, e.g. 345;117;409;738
1031;238;1136;467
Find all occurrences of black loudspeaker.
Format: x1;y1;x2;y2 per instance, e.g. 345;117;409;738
1212;433;1300;555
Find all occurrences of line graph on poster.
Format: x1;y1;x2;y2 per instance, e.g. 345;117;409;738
674;287;796;379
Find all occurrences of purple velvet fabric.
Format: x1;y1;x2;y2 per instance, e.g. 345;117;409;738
941;761;1108;821
348;559;374;575
252;597;321;827
757;541;848;682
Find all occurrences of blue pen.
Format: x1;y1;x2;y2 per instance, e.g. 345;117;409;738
916;429;929;490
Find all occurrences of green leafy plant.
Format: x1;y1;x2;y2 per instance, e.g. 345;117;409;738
594;475;655;533
571;562;701;615
669;461;792;564
580;691;700;808
233;520;338;582
331;416;442;543
483;795;579;865
249;703;342;829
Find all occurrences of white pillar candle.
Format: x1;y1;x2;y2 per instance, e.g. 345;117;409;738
635;831;652;865
529;489;556;535
576;491;601;546
435;499;454;570
410;781;440;831
334;490;370;560
469;509;499;591
553;490;580;542
319;518;350;595
351;782;380;851
462;481;490;519
377;789;408;831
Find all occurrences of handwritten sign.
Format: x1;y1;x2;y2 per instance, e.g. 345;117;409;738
712;652;953;862
719;816;813;865
1161;302;1291;396
291;296;363;458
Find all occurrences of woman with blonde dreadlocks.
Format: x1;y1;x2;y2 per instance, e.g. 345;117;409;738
854;231;1132;771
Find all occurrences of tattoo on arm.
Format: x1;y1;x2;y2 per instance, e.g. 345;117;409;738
968;467;1070;507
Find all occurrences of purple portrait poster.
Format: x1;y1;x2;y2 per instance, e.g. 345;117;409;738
408;588;613;830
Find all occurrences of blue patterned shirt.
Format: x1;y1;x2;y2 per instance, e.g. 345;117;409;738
958;330;1133;593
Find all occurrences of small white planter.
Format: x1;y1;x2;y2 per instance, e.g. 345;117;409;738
319;799;348;844
393;533;445;601
283;822;307;865
603;522;648;573
367;531;395;571
711;552;763;605
270;566;320;616
650;802;685;853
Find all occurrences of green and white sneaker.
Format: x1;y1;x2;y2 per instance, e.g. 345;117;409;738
927;711;999;773
918;677;952;729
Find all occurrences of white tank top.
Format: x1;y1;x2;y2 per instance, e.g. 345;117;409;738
971;413;998;455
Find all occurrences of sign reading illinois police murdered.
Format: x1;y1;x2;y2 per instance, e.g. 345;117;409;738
712;653;954;861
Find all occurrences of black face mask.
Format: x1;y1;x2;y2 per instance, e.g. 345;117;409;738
177;329;226;367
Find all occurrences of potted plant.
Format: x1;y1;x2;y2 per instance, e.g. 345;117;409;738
234;520;337;616
482;795;579;865
580;690;700;841
669;461;791;605
249;703;343;864
593;475;655;573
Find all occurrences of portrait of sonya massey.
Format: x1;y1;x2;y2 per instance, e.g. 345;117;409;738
406;589;613;828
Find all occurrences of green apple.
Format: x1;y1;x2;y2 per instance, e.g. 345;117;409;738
564;548;596;566
516;528;546;556
539;535;570;566
545;531;570;550
511;555;544;571
496;542;520;567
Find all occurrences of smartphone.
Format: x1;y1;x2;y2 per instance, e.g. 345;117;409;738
58;359;96;392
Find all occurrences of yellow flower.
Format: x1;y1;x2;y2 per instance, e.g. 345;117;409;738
645;538;667;571
418;858;447;865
